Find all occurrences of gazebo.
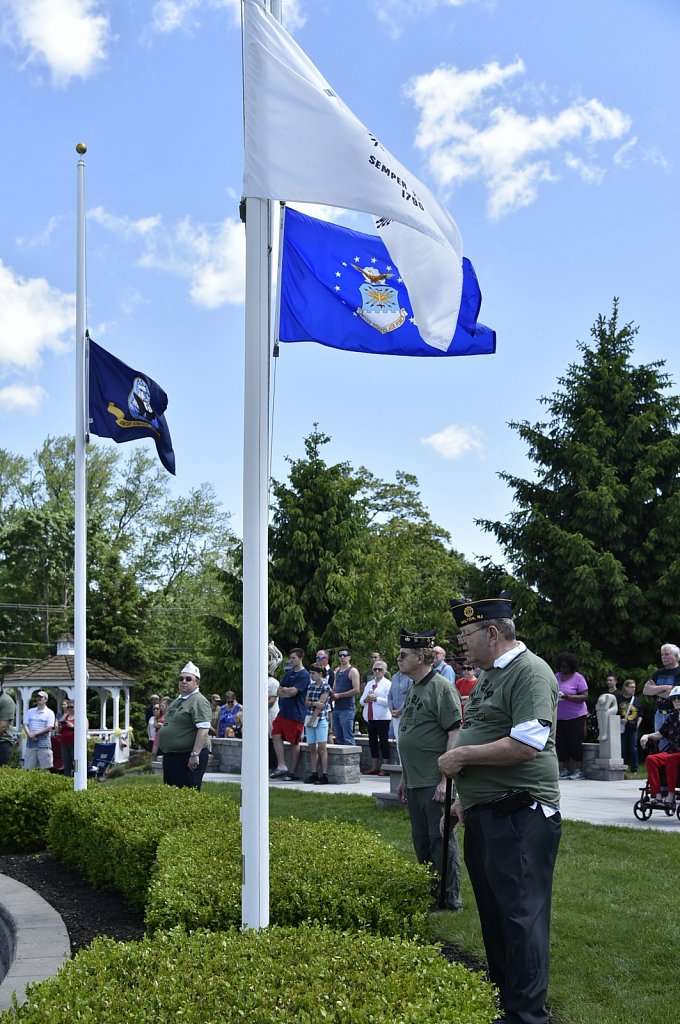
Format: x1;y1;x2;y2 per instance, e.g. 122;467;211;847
4;633;135;739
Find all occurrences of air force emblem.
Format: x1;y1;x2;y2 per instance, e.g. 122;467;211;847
354;264;407;334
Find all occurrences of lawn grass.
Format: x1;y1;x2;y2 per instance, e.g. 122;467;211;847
112;775;680;1024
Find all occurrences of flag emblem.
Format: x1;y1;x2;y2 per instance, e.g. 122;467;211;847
355;265;407;334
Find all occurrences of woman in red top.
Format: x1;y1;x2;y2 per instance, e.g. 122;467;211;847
58;701;89;777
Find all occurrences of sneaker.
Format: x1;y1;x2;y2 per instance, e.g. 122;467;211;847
569;769;586;780
305;773;319;784
559;769;571;779
315;774;329;785
269;766;289;779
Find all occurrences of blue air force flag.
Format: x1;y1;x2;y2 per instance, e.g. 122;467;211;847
278;208;495;358
88;338;176;474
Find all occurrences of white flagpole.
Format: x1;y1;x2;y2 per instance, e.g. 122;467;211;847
74;143;88;792
240;0;281;930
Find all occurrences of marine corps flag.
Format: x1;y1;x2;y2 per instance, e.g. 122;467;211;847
88;337;176;475
279;208;496;357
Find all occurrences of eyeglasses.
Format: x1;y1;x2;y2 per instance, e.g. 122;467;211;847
456;623;490;644
316;653;327;659
373;667;385;672
396;650;415;659
179;675;194;682
339;652;349;657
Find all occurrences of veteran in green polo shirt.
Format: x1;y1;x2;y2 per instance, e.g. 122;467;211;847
158;661;212;789
396;627;463;913
439;593;560;1024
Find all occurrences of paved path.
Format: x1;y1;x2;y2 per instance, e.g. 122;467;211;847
0;874;69;1011
204;771;680;832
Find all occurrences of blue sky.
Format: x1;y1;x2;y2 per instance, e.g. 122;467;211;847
0;0;678;566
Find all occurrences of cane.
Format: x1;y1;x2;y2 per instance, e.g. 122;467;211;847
439;775;454;909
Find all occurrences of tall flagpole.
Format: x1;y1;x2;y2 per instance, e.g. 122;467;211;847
74;142;88;791
240;0;281;930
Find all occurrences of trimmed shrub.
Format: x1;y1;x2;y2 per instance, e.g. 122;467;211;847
146;815;431;938
0;926;498;1024
0;768;71;853
47;785;237;909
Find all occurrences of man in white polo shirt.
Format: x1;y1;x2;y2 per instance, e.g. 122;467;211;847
23;690;55;770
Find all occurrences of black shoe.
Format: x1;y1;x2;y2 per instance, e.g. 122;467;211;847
305;773;319;784
281;771;299;781
429;900;463;914
315;774;329;785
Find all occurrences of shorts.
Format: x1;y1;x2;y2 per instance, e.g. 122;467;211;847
23;746;53;770
271;715;304;745
305;720;329;745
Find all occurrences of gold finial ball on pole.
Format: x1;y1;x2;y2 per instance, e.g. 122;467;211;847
75;142;87;154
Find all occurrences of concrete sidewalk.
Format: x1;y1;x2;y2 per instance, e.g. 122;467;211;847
204;771;680;832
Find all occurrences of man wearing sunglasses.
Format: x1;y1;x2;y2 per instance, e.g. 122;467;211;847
158;662;212;789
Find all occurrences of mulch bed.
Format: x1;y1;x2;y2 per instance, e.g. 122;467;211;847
0;852;145;955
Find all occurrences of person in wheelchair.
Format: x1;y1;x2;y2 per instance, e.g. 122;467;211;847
640;685;680;805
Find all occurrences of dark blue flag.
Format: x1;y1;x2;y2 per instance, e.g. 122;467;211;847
278;208;496;357
88;337;176;475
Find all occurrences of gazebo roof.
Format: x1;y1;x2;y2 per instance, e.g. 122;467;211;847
5;655;134;685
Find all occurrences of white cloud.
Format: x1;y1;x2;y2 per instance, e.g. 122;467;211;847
150;0;304;34
564;153;605;185
89;206;162;238
613;136;669;171
0;383;47;414
376;0;470;37
613;136;638;168
421;424;486;460
16;214;65;249
92;205;245;307
0;0;111;85
0;260;74;371
406;60;632;218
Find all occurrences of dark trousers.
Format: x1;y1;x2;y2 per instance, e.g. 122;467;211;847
61;743;74;777
162;748;209;790
0;743;12;767
464;804;561;1024
407;785;462;908
367;720;390;760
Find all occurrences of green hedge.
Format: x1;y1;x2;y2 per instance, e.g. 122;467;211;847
47;785;237;909
146;816;431;938
0;768;71;853
0;926;497;1024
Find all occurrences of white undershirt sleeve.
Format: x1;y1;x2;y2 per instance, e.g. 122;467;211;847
510;718;551;751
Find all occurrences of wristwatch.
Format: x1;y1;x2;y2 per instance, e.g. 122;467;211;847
190;751;200;757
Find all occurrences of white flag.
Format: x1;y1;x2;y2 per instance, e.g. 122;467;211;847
242;0;463;352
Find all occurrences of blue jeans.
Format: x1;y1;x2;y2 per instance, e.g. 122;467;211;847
621;724;639;771
332;707;356;745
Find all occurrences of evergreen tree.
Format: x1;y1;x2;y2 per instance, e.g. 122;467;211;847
479;301;680;675
268;427;369;653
